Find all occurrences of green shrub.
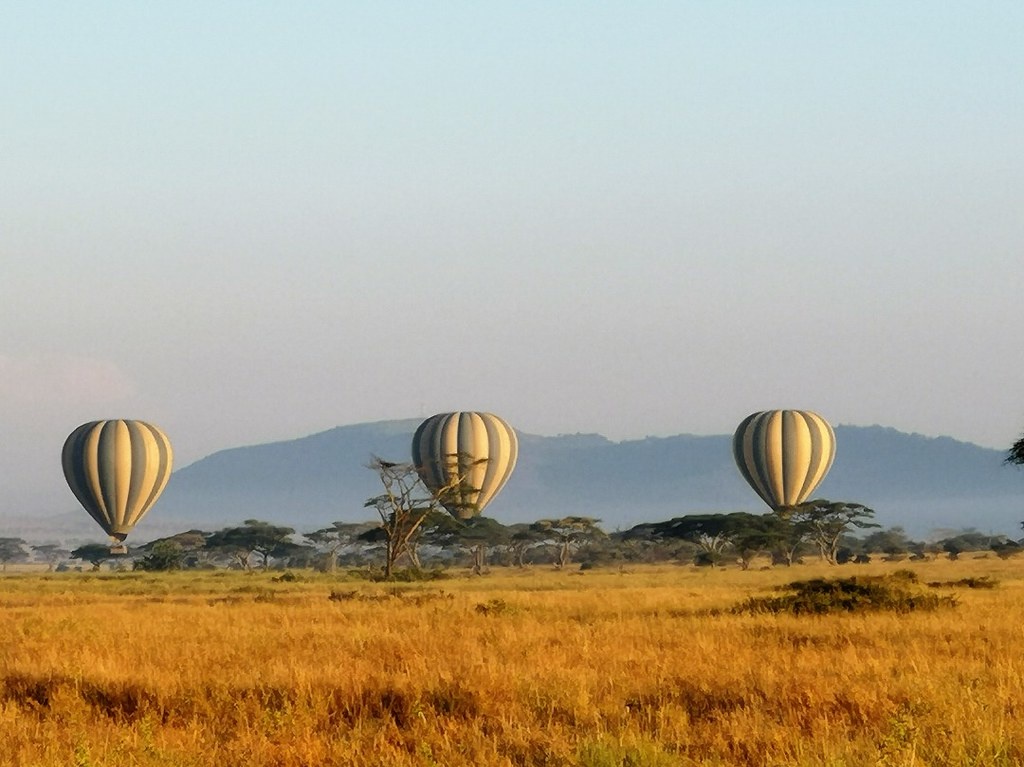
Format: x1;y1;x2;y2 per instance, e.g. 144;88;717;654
926;576;998;589
734;573;956;615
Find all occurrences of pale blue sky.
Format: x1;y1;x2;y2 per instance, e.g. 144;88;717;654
2;2;1023;516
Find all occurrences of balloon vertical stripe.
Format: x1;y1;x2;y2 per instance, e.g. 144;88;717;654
135;421;173;524
796;411;833;502
732;410;835;510
62;420;173;541
412;412;518;519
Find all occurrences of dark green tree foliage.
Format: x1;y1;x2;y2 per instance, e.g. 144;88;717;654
31;544;70;572
631;513;783;568
0;538;29;571
991;538;1022;559
860;527;912;558
136;530;208;568
505;524;548;567
205;519;298;570
735;572;956;615
530;517;605;569
421;515;511;574
729;514;793;569
71;543;115;571
788;500;879;565
768;512;814;567
305;522;377;572
134;541;185;571
1007;435;1024;465
616;523;702;565
940;529;1002;560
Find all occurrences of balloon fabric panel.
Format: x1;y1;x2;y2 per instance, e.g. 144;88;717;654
732;410;835;510
411;412;518;519
61;420;173;540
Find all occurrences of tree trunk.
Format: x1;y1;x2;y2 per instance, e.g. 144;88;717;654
407;543;421;570
825;541;839;565
385;537;399;579
557;540;570;569
471;545;486;575
513;546;526;568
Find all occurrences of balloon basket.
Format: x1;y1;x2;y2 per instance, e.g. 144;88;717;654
109;544;128;556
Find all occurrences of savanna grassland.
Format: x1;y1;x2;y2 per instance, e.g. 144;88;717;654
2;558;1024;767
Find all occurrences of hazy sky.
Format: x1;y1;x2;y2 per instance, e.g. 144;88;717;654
2;2;1023;516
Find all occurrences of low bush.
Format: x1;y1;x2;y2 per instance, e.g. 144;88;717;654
476;598;514;615
734;573;957;615
926;576;998;589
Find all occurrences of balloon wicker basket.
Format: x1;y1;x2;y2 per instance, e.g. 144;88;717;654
109;543;128;556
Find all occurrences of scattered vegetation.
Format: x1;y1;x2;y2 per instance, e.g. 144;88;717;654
11;513;1021;576
734;572;957;615
475;597;514;615
926;576;999;589
1;560;1023;766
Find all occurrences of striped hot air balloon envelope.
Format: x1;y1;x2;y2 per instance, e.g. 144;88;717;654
61;420;173;546
411;412;518;520
732;410;836;511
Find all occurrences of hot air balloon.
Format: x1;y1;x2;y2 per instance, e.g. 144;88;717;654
733;409;835;511
411;412;518;519
61;420;173;551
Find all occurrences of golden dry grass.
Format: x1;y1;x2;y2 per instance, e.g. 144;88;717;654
2;557;1024;766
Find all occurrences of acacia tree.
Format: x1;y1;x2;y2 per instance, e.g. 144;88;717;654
1007;435;1024;466
530;517;606;569
506;524;546;567
631;513;784;568
363;457;467;578
136;530;209;569
788;500;879;565
766;512;811;566
32;544;70;572
730;514;791;570
421;515;511;574
134;541;186;571
71;543;114;571
0;538;29;571
305;522;376;572
206;520;299;570
860;527;913;560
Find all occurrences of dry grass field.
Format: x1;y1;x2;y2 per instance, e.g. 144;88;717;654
2;557;1024;766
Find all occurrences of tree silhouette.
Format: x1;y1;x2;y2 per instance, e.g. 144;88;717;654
71;543;114;571
530;517;606;569
206;520;298;570
1008;435;1024;466
0;538;29;571
305;522;376;572
31;544;69;572
787;500;879;565
363;457;470;578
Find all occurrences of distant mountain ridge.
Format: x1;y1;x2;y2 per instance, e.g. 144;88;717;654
143;419;1024;539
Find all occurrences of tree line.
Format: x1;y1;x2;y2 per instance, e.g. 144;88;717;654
1;508;1020;574
2;439;1023;575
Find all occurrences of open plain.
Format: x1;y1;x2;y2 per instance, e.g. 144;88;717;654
2;559;1024;767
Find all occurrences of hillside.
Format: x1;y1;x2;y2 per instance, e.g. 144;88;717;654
145;420;1024;539
9;420;1022;544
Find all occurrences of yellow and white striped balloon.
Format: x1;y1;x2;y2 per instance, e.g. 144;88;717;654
732;410;836;510
411;412;518;519
61;420;173;541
